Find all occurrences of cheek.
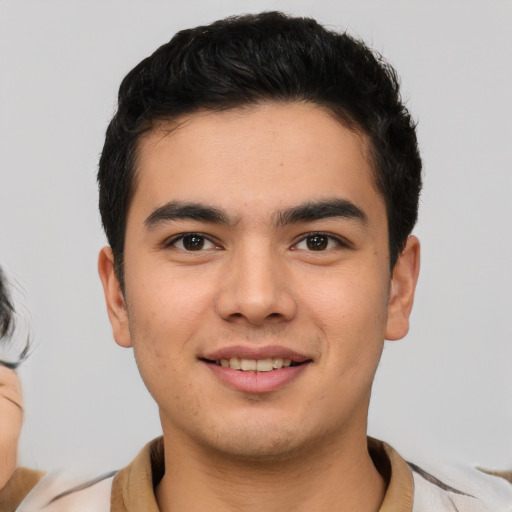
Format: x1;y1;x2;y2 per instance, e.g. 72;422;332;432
125;268;216;395
301;266;389;328
298;265;390;368
127;264;215;345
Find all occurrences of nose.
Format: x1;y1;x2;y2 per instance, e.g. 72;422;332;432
215;242;297;326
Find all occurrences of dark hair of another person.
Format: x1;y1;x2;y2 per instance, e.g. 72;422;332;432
0;267;29;369
98;11;422;291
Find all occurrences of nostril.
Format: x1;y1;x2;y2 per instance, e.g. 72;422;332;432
215;283;297;325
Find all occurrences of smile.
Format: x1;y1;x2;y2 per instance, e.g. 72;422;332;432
215;357;293;372
202;346;311;392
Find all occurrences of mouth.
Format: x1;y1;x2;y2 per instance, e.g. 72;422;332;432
199;347;312;392
204;356;307;372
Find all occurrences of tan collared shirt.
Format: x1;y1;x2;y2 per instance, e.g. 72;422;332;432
109;437;414;512
1;437;414;511
3;437;511;511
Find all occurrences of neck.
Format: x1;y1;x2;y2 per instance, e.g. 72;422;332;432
155;429;386;512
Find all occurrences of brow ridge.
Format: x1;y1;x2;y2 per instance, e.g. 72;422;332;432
274;199;368;227
144;198;367;231
144;201;231;229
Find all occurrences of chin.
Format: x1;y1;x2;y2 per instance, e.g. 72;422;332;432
209;434;301;463
192;416;319;463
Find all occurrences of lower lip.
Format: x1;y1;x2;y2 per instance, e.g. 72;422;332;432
206;363;309;393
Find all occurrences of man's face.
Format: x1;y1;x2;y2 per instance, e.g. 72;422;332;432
100;103;418;460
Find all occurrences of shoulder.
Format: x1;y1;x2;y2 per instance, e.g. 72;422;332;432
374;439;512;512
408;459;512;512
0;467;44;512
15;470;116;512
2;438;163;512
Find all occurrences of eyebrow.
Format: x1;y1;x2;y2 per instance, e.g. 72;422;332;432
144;201;232;230
274;199;368;227
144;198;367;231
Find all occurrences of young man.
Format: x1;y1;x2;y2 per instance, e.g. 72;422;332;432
2;11;511;512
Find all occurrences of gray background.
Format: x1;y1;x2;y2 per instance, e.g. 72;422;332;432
0;0;511;473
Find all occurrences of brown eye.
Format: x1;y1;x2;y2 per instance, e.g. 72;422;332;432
294;233;342;251
171;234;216;251
306;235;329;251
182;235;205;250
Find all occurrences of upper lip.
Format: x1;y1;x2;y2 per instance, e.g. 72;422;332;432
202;345;311;363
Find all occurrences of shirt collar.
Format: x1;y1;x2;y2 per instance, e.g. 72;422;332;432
111;436;414;512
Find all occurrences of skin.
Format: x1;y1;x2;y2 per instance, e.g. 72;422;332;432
0;365;23;490
99;102;420;512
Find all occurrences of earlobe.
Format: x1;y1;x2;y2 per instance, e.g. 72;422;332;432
97;247;132;348
385;235;420;341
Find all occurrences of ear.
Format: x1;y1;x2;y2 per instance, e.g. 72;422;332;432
385;235;420;341
98;247;132;348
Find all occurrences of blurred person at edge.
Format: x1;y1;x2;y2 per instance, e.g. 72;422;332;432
0;267;40;495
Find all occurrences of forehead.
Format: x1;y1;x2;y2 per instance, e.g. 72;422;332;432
131;103;382;221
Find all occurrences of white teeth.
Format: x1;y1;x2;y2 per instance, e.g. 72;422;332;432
240;358;257;371
272;358;283;369
256;359;273;372
216;357;293;372
229;357;241;370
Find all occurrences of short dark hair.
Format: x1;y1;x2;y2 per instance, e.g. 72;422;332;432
98;11;422;288
0;267;29;369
